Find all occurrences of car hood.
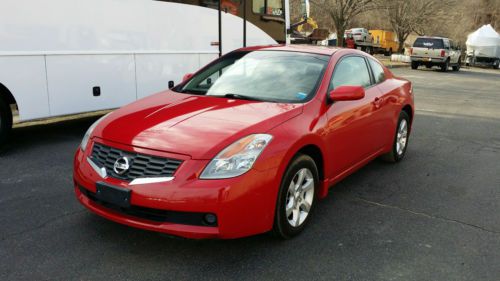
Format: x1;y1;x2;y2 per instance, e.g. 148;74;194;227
94;91;303;159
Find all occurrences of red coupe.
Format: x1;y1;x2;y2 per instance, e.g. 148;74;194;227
74;45;414;239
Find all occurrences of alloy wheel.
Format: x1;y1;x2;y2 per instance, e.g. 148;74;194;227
285;168;314;228
396;119;408;156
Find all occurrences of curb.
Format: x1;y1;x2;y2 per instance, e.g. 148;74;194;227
383;63;409;69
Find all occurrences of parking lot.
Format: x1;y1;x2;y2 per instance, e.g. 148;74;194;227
1;67;499;280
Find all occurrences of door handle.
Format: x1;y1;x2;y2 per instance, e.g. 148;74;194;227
372;97;382;108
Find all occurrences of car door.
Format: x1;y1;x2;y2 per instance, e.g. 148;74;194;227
448;40;456;63
450;41;460;63
324;55;382;177
367;57;400;150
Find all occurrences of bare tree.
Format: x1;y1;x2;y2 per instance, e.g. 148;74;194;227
384;0;451;53
310;0;378;46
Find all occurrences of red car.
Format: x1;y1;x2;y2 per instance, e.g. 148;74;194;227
74;45;414;239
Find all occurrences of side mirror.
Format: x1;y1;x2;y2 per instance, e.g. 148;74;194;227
329;86;365;102
168;81;175;89
182;73;194;82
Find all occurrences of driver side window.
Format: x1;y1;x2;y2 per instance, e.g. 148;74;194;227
329;56;371;91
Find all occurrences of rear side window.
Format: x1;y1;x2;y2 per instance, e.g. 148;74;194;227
330;56;371;90
413;38;444;49
368;58;385;84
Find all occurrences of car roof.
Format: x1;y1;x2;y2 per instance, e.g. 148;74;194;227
237;44;340;56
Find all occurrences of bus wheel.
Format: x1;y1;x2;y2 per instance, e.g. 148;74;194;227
0;97;13;146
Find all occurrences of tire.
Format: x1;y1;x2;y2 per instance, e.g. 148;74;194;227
272;154;319;239
494;59;500;69
452;58;461;71
411;61;419;70
0;97;13;146
381;111;410;163
441;59;449;72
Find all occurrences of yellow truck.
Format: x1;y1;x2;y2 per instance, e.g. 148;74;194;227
369;30;399;55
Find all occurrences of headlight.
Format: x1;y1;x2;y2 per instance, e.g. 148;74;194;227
80;113;110;152
200;134;273;179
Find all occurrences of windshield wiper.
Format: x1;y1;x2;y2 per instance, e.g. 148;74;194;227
220;93;270;102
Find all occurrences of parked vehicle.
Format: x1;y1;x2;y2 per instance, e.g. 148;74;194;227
410;36;462;71
74;45;414;239
0;0;292;146
344;29;399;56
370;30;399;56
345;28;373;43
465;24;500;69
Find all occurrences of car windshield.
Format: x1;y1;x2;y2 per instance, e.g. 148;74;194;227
413;38;444;49
178;51;329;103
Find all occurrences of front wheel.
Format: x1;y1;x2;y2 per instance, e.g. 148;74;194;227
272;154;318;239
441;59;449;72
411;61;419;70
381;111;410;163
0;97;13;146
494;59;500;69
452;58;461;71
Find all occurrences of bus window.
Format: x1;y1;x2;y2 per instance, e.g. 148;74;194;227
253;0;283;16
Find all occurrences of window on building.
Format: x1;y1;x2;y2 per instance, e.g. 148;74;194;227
253;0;283;16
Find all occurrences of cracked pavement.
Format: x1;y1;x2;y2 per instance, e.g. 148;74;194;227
0;67;499;280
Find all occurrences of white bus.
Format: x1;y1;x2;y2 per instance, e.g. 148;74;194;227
0;0;298;144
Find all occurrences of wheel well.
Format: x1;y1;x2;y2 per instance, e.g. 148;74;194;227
402;105;413;124
297;145;324;181
0;83;17;106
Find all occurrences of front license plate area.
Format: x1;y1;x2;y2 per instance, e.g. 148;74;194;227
95;182;131;208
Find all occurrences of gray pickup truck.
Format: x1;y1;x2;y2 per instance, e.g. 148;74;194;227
410;36;462;72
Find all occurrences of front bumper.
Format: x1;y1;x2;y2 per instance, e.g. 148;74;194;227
74;140;281;239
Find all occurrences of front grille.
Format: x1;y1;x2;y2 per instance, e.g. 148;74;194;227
79;186;217;227
90;142;182;181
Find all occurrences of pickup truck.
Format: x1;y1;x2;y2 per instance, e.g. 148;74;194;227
410;36;462;72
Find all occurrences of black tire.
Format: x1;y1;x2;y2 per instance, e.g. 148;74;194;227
441;59;449;72
494;59;500;69
0;97;13;146
381;111;410;163
452;58;461;71
272;154;319;239
411;61;419;70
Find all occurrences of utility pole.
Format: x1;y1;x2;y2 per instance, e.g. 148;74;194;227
243;0;247;47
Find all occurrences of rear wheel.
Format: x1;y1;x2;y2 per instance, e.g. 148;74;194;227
0;97;13;146
381;111;410;163
411;61;419;70
272;154;318;239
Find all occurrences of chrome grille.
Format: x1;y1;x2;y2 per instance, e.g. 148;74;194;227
90;142;182;181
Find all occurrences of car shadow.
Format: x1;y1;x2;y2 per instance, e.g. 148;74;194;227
415;67;500;78
0;115;102;157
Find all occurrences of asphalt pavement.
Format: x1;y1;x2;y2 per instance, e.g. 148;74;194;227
1;66;499;280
